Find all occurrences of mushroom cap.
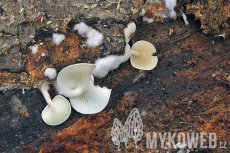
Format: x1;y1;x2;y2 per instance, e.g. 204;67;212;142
42;95;71;126
57;63;96;90
70;84;111;114
130;40;158;70
57;63;111;114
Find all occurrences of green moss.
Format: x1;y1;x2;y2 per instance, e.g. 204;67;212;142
164;113;169;118
45;38;52;42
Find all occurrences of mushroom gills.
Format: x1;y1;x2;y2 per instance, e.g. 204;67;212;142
57;63;96;91
130;40;158;70
70;85;111;114
42;95;71;126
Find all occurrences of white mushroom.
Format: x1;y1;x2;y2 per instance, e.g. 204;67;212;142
39;83;71;126
130;40;158;70
55;63;112;114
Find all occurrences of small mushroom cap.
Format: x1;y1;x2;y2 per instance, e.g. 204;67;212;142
130;40;158;70
70;84;111;114
57;63;96;90
42;95;71;126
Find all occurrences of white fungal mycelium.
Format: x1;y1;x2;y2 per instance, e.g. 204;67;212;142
52;33;65;46
73;22;103;48
165;0;177;19
92;44;132;78
73;22;89;35
141;0;177;23
44;68;57;79
29;45;38;54
215;33;226;39
92;22;136;78
182;13;189;26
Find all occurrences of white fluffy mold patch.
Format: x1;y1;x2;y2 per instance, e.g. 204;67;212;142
73;22;103;48
44;68;57;79
52;33;65;46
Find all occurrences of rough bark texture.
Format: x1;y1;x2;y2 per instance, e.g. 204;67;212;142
0;0;229;90
0;0;230;153
183;0;230;34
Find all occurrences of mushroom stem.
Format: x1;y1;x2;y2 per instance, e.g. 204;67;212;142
90;75;94;84
131;50;140;57
39;83;54;107
54;81;84;99
68;87;84;98
123;44;132;61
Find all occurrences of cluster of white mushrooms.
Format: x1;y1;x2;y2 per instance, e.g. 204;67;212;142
39;22;158;126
